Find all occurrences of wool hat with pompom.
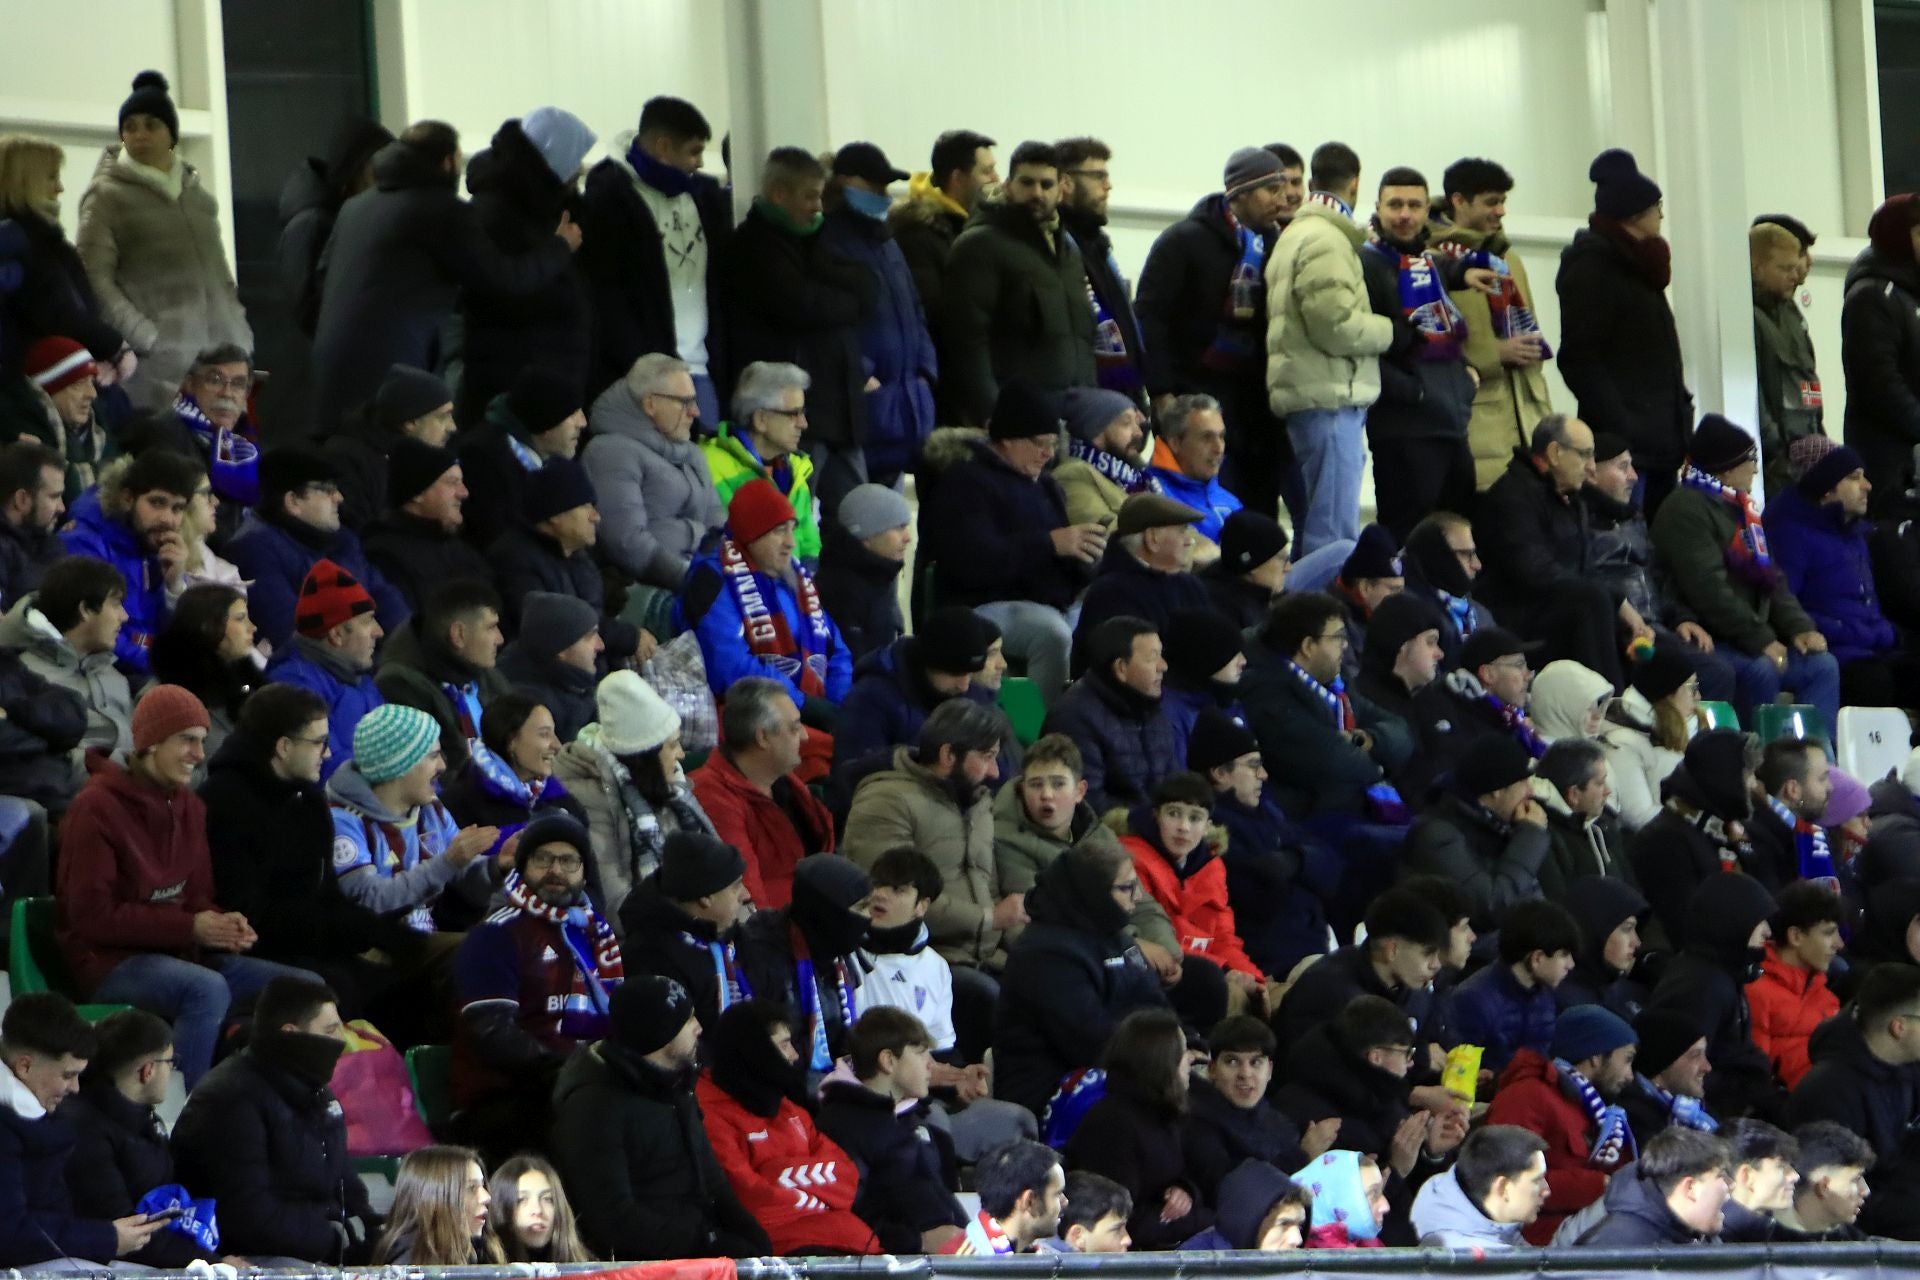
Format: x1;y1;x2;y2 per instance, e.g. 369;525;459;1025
119;71;179;145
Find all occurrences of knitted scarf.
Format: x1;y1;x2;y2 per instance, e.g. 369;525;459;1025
1362;234;1469;362
580;730;707;889
684;928;752;1014
1446;670;1548;757
1553;1057;1634;1166
1432;240;1552;351
792;925;858;1073
1767;794;1838;893
1305;190;1353;219
1590;215;1672;289
628;140;699;197
1062;436;1156;495
468;743;572;854
1439;590;1478;640
502;870;624;1039
1081;252;1144;396
718;536;831;698
1679;463;1774;587
171;393;259;506
1287;661;1355;731
952;1210;1016;1255
1204;206;1267;372
1636;1074;1719;1133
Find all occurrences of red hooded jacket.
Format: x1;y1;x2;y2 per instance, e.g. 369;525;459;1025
56;757;219;994
1745;940;1838;1090
1121;834;1263;980
691;749;835;909
1484;1048;1629;1245
695;1073;878;1255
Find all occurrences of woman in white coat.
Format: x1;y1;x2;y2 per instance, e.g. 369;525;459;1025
1599;647;1701;830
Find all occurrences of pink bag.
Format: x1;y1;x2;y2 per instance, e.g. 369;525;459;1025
331;1021;434;1157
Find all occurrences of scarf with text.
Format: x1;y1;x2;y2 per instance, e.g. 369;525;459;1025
172;393;259;506
684;928;752;1012
1361;236;1470;363
1061;436;1157;495
1488;692;1549;759
1679;462;1774;588
719;536;831;698
1079;250;1144;396
1554;1057;1635;1166
792;925;858;1073
1767;794;1839;893
1432;241;1553;351
503;869;623;1039
1205;206;1268;371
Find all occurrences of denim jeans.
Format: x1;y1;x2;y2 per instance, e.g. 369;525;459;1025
1289;539;1355;593
691;373;721;430
975;600;1082;705
1725;647;1842;735
94;952;323;1087
1286;405;1367;556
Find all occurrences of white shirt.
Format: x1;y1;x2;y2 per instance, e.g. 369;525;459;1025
635;180;710;375
855;944;956;1052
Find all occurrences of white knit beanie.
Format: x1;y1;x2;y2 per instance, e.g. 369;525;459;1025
596;670;681;756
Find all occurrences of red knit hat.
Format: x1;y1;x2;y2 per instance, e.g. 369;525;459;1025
132;684;210;753
295;558;376;637
24;337;97;396
728;478;798;545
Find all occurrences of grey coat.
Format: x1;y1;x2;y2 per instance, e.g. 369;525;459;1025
583;380;724;588
0;595;132;759
552;737;717;930
76;148;250;410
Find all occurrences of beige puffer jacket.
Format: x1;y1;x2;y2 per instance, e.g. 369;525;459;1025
1264;197;1393;416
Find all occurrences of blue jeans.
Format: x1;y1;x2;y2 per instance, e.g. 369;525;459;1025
975;600;1082;705
1290;539;1354;593
691;373;721;430
1285;406;1366;556
94;952;323;1088
1726;647;1842;735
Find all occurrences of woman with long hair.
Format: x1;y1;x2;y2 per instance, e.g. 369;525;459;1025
147;582;259;763
442;692;586;833
374;1145;504;1265
488;1154;593;1263
1602;647;1703;830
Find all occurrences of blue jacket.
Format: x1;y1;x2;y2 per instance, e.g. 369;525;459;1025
1214;787;1340;978
1146;437;1243;545
1763;485;1898;664
820;206;937;479
1041;671;1176;814
0;1100;118;1266
1450;962;1559;1074
677;550;853;709
266;640;385;780
225;512;411;651
57;491;165;673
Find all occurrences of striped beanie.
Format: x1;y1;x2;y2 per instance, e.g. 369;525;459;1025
25;337;96;396
352;704;440;784
295;558;376;638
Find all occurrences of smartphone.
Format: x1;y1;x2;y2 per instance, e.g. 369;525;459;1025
145;1208;184;1223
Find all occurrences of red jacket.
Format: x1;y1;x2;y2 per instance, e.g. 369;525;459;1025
1745;941;1838;1090
695;1073;878;1255
1484;1048;1629;1245
56;757;219;995
1121;835;1263;979
690;750;836;909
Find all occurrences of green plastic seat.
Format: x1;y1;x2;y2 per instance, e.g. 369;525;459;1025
1698;700;1741;731
1753;703;1827;749
999;676;1047;747
405;1043;455;1133
353;1155;402;1182
9;898;131;1023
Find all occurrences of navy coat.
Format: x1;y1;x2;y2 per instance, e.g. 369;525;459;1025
0;1100;118;1266
1764;484;1899;664
917;429;1093;612
224;512;410;651
820;205;937;478
1213;787;1339;978
1041;671;1176;814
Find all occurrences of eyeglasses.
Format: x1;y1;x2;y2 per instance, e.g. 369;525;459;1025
650;392;700;411
1379;1045;1418;1063
526;851;585;872
1313;631;1349;645
288;734;331;748
1488;656;1530;671
193;372;251;393
760;406;807;420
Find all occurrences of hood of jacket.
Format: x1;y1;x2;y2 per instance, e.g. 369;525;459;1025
920;425;991;476
1212;1159;1303;1249
589;380;703;462
1594;1166;1704;1243
1662;730;1754;822
1412;1165;1524;1247
1566;875;1649;976
1685;872;1779;968
1844;242;1920;297
1529;660;1614;743
323;759;415;825
890;172;970;231
465;118;571;220
1024;845;1131;939
0;594;79;667
372;137;457;193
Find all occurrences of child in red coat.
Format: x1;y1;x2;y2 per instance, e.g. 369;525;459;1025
1745;883;1844;1089
1120;774;1265;1001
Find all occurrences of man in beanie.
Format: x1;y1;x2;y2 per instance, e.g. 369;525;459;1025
228;444;409;650
1353;589;1447;731
620;832;753;1030
682;477;851;723
1051;387;1147;528
816;480;913;664
1070;492;1209;675
363;436;492;613
1620;1010;1715;1151
702;361;823;562
1196;508;1350;631
1483;1003;1639;1244
1136;146;1295;527
454;365;588;551
373;578;509;772
1556;149;1692;514
584;352;725;590
1652;414;1840;730
488;455;646;659
1766;436;1920;707
1412;626;1549;782
1751;222;1824;499
833;605;1006;775
918;378;1105;702
498;591;604;742
0;441;67;608
320;363;456;531
1042;615;1176;814
58;449;201;673
0;554;134;758
58;685;315;1089
451;813;622;1164
1144;394;1243;558
552;973;772;1261
265;558;386;776
738;854;876;1083
1841;191;1920;507
1403;734;1551;935
1331;523;1404;681
3;338;111;505
1159;606;1250;764
1628;729;1768;943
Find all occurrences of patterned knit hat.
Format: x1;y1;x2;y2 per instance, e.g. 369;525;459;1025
351;704;440;784
132;684;210;753
24;337;96;396
728;478;797;545
294;558;375;638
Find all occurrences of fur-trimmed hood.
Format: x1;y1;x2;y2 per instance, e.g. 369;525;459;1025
919;425;988;473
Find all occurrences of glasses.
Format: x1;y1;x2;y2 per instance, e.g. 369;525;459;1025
650;392;700;411
193;372;251;393
1489;656;1530;671
1313;631;1349;645
288;733;330;748
526;851;584;872
1569;447;1596;460
1379;1045;1418;1064
760;406;807;420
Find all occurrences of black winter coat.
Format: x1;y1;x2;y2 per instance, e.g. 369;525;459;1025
1273;942;1442;1050
64;1084;206;1267
1241;635;1414;819
1198;562;1272;631
1184;1078;1308;1201
488;523;640;656
891;200;965;336
1;209;120;372
1787;1012;1920;1239
1360;238;1475;443
1064;1083;1215;1250
371;618;511;773
916;429;1092;611
311;139;573;429
1629;754;1780;948
1272;1021;1411;1164
815;1080;964;1253
1576;1167;1709;1245
458;121;591;421
1134;195;1273;417
814;522;905;666
1477;449;1610;620
0;517;58;613
0;1099;117;1266
730;203;874;450
619;877;740;1032
1401;792;1554;935
497;642;599;745
550;1040;770;1260
361;509;494;615
1041;671;1177;814
170;1040;378;1262
1842;245;1920;510
1071;545;1215;676
316;406;394;533
0;645;86;811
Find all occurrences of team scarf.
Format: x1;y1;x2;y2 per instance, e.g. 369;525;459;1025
1061;436;1157;495
468;743;572;856
1287;660;1355;731
1304;190;1353;219
718;536;831;698
1439;590;1478;640
1635;1073;1719;1133
1081;254;1145;396
581;727;707;888
1767;794;1839;893
502;869;623;1039
683;929;752;1012
791;926;858;1073
1487;693;1549;758
952;1210;1016;1256
1679;462;1774;587
171;393;259;506
1554;1057;1635;1167
1362;234;1469;362
442;679;484;742
1204;206;1267;371
1431;238;1554;351
505;432;544;472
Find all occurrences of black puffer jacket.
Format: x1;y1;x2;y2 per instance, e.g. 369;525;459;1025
1041;669;1178;815
1842;244;1920;512
63;1083;207;1267
1271;1020;1411;1164
0;645;86;811
1575;1164;1710;1245
1787;1007;1920;1239
815;1080;964;1253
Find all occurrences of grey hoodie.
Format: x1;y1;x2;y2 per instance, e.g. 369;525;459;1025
1410;1165;1527;1249
0;593;132;757
582;378;723;588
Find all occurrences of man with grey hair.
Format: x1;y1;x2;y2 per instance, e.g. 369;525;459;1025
127;342;259;542
688;674;836;910
1479;411;1648;689
585;351;724;588
702;361;823;563
1144;392;1240;562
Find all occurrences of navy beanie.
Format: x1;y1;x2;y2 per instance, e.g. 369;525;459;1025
524;457;598;524
1590;149;1662;221
119;71;179;146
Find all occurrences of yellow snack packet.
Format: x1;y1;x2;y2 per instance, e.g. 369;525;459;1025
1443;1044;1484;1105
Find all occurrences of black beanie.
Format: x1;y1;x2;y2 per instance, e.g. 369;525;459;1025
388;437;459;507
1366;593;1445;671
610;974;696;1056
523;457;598;524
375;364;452;430
1163;608;1245;684
790;855;874;958
119;71;179;146
1632;1009;1701;1080
257;446;340;512
658;832;748;901
1590;148;1661;221
515;813;591;874
1686;414;1758;474
1456;735;1534;799
1187;707;1259;777
914;607;995;675
1218;510;1288;573
1341;523;1403;583
507;366;584;436
1592;431;1631;464
987;379;1062;441
1629;644;1695;704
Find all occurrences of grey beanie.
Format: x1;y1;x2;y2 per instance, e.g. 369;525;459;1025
837;484;912;541
1223;146;1284;199
520;591;599;659
1059;387;1139;444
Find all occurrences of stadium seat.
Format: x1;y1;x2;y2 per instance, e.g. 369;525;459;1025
8;899;132;1023
1699;700;1741;731
1837;706;1912;784
1000;676;1047;746
406;1043;455;1134
1753;703;1827;750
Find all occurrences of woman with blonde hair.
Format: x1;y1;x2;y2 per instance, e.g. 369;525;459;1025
1601;647;1703;830
0;133;128;372
488;1154;594;1263
374;1145;504;1265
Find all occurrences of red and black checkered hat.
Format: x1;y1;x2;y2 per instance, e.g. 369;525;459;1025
295;558;375;638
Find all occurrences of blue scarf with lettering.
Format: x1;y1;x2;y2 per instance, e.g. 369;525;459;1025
1205;206;1267;371
1362;232;1470;362
1061;436;1156;495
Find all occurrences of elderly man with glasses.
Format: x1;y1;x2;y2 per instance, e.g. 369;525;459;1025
585;351;724;590
125;344;260;542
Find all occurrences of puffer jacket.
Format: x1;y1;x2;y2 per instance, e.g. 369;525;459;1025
0;1072;119;1266
75;147;249;410
223;509;410;651
701;422;822;563
1264;196;1394;415
1041;670;1177;815
917;427;1091;612
1763;484;1898;664
814;523;906;669
1745;940;1838;1090
1576;1166;1711;1246
55;489;167;673
1212;784;1339;978
266;638;384;781
1841;243;1920;509
677;543;853;708
689;748;835;909
1598;689;1686;831
1483;1048;1628;1244
820;203;938;478
1449;961;1558;1074
0;594;131;757
583;378;723;588
1652;481;1815;656
890;173;967;339
1122;818;1261;980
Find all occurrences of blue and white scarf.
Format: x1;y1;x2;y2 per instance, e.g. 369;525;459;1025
506;433;544;472
1635;1073;1718;1133
1061;436;1156;495
1767;794;1839;893
793;933;858;1073
171;392;259;506
1439;590;1478;640
468;742;572;855
1205;209;1266;371
683;929;752;1012
1286;660;1354;731
1555;1057;1635;1166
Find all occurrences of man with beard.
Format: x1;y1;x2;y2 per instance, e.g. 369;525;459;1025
0;441;66;609
618;832;753;1031
58;448;199;673
1055;137;1145;408
375;578;509;772
126;344;259;537
451;813;623;1165
266;559;386;778
1052;387;1149;528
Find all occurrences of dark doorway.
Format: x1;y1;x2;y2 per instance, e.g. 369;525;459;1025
1879;3;1920;203
222;1;377;438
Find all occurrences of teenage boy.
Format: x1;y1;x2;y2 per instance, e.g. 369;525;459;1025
1576;1127;1733;1246
1449;897;1582;1073
1186;1015;1332;1196
1746;881;1843;1089
1773;1121;1874;1242
1719;1118;1800;1243
1410;1124;1550;1249
1039;1172;1134;1253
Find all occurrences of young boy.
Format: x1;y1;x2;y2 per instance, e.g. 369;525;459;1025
1037;1172;1134;1253
1120;772;1265;1004
1773;1121;1874;1242
1719;1118;1800;1242
1746;881;1843;1089
1450;897;1583;1073
1182;1160;1311;1251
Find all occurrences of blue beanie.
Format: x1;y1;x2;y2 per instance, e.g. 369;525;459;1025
352;704;441;784
521;107;597;182
1551;1004;1638;1064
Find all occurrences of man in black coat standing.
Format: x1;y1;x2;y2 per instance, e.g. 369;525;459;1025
1055;137;1147;410
1843;194;1920;512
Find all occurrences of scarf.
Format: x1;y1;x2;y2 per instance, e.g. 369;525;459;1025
171;393;259;506
468;743;571;855
505;433;544;472
756;195;823;237
442;679;483;742
1767;795;1838;893
1433;240;1552;351
1062;435;1156;495
503;870;623;1039
1362;234;1470;362
1679;463;1774;588
843;186;891;221
1591;215;1673;288
1070;232;1143;396
1305;190;1353;219
1287;660;1355;731
683;926;752;1013
952;1210;1016;1256
1204;206;1268;372
628;139;698;198
1439;590;1478;640
1636;1074;1718;1133
792;925;857;1073
1487;693;1549;758
719;536;830;698
1553;1057;1634;1166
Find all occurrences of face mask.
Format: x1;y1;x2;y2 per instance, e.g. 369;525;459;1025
843;186;892;221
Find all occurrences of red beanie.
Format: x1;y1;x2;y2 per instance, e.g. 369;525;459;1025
728;478;798;545
24;337;97;396
295;558;376;637
132;684;210;753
